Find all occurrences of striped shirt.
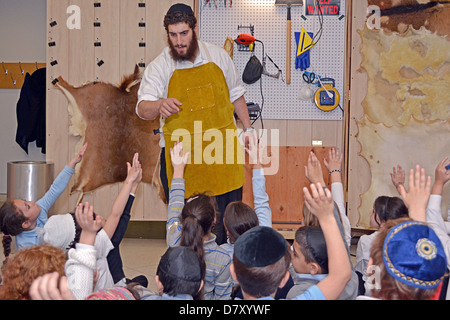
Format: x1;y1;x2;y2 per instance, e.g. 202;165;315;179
166;178;233;300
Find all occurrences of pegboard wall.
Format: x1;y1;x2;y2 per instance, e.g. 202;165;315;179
198;0;346;120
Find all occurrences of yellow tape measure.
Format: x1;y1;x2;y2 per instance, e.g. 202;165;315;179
314;78;340;112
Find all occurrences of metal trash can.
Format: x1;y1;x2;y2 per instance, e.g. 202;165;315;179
7;161;54;201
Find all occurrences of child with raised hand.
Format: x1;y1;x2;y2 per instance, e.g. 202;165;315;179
358;165;447;300
30;202;140;300
230;182;351;300
303;148;351;247
221;138;272;258
167;141;233;300
42;153;145;292
0;142;88;254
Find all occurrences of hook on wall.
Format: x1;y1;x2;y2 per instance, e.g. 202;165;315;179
19;62;24;75
2;62;7;75
10;73;16;86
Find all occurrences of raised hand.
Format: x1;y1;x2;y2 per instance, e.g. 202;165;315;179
125;153;142;193
68;142;88;169
303;182;334;222
304;151;326;185
390;164;405;191
170;141;190;179
398;165;431;222
75;201;103;245
245;138;271;169
29;272;75;300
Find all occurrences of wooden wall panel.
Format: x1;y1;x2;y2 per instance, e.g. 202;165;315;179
347;0;372;227
243;146;333;226
46;0;70;215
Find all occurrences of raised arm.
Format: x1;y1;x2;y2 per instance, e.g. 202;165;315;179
303;183;351;300
398;165;432;223
425;157;450;268
323;147;351;248
245;138;272;227
36;142;88;218
102;153;142;239
65;202;103;300
304;151;326;186
166;142;190;247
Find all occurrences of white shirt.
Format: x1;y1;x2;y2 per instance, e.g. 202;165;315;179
136;40;246;147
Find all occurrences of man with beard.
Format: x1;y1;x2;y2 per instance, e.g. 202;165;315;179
136;3;253;245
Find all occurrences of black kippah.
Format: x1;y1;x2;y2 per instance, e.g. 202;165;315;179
306;226;329;273
234;226;287;267
158;246;203;282
167;3;194;15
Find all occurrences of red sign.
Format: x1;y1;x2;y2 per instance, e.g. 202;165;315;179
305;0;340;16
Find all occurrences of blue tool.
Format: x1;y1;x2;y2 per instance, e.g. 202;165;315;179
302;71;321;87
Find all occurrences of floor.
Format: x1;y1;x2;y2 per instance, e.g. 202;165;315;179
0;235;359;295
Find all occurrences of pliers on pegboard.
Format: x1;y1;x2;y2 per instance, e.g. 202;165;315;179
225;0;232;8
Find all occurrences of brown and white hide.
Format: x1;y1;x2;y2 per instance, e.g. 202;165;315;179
368;0;450;36
55;66;165;202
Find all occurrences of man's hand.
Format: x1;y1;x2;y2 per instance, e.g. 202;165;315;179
159;98;182;118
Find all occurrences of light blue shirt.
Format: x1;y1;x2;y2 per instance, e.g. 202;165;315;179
221;168;272;258
239;285;325;300
15;165;75;250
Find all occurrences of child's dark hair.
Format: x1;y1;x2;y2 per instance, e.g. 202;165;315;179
0;200;27;264
163;12;197;31
373;196;408;227
232;250;291;298
0;200;26;236
156;265;203;300
223;201;259;244
179;193;217;276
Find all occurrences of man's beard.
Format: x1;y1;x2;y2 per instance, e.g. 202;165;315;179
168;31;199;62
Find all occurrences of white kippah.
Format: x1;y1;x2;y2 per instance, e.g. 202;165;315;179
43;213;76;251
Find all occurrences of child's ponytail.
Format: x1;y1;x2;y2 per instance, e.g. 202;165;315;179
2;234;11;265
179;193;218;277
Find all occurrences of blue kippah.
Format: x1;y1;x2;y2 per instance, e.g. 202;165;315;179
383;221;447;289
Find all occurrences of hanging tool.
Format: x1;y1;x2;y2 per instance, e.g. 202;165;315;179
275;0;303;85
314;78;340;112
262;55;283;81
234;33;256;46
302;71;321;87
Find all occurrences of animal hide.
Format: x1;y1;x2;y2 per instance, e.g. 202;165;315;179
55;66;166;202
353;1;450;227
368;0;450;36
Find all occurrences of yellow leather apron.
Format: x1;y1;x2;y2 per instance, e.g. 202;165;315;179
163;56;244;198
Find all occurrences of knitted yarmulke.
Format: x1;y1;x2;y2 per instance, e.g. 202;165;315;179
234;226;287;267
43;213;76;251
